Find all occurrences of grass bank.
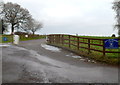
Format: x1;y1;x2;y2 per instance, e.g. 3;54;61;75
0;34;46;43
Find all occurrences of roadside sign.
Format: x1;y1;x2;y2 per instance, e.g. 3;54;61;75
3;37;8;41
104;39;119;49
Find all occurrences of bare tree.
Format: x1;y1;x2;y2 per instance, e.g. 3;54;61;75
27;18;43;35
17;18;31;33
112;0;120;37
0;1;4;15
1;2;31;34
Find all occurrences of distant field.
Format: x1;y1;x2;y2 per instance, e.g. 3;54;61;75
78;35;119;39
0;35;46;43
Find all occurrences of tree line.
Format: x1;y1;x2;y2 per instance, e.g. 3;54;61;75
0;2;42;35
113;0;120;37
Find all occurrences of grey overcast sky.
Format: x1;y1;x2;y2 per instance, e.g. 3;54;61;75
3;0;118;36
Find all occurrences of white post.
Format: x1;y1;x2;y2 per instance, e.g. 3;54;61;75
13;35;20;45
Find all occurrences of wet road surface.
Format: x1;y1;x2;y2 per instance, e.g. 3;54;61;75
2;39;118;83
0;46;2;84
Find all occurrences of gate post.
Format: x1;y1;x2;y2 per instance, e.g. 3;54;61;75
88;39;90;53
62;35;64;45
103;40;105;56
68;35;71;48
77;37;79;50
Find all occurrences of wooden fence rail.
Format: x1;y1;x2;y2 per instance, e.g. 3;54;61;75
47;34;120;56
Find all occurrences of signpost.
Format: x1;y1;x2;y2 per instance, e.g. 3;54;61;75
3;37;8;41
104;39;119;49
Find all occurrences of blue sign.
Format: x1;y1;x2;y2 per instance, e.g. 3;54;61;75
3;37;8;41
104;39;119;49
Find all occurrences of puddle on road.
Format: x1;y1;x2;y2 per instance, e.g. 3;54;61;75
66;54;96;63
66;55;82;59
41;44;61;52
72;56;82;59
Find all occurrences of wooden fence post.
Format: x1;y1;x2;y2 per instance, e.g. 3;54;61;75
50;35;52;43
54;35;56;44
49;35;51;44
56;35;59;44
77;37;79;50
55;35;57;44
47;35;50;43
53;35;55;43
51;35;53;44
103;40;105;56
58;34;60;44
56;35;57;44
62;35;64;45
88;39;90;53
58;35;60;44
69;35;71;48
59;35;61;44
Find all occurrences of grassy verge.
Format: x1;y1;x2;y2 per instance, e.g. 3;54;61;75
0;35;13;43
47;43;119;65
0;34;46;43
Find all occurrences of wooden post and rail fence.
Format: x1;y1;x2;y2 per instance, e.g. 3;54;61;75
47;34;120;57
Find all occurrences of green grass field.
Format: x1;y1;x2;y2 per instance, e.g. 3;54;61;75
0;35;46;43
62;35;120;58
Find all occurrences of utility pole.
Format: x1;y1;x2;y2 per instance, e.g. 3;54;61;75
1;19;4;34
0;19;2;34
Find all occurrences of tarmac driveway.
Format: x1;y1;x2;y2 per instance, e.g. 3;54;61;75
2;39;119;83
